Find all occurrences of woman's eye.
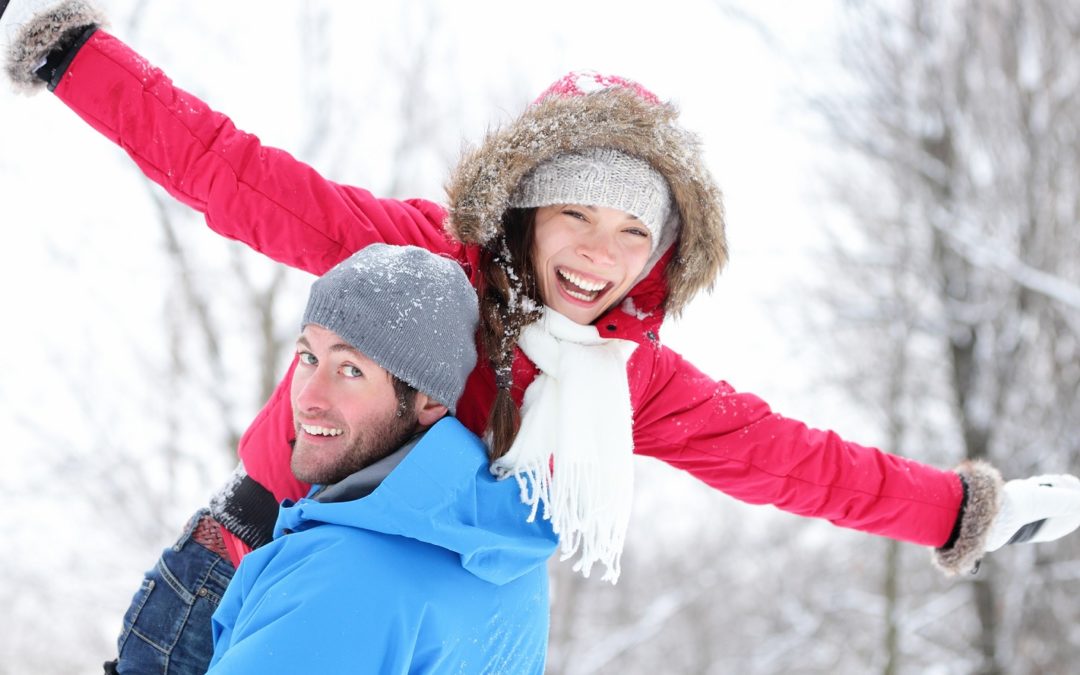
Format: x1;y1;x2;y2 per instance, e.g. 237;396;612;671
342;365;363;378
625;227;650;238
563;209;588;221
298;351;318;366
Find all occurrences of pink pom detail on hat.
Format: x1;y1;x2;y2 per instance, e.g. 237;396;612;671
533;70;661;105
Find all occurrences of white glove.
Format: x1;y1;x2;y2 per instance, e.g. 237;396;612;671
984;474;1080;552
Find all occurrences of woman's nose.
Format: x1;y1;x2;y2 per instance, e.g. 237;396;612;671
576;230;616;265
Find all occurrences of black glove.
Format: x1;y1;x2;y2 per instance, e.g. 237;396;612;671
4;0;104;91
35;22;98;87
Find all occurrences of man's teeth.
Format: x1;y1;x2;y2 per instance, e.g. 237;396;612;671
301;424;343;437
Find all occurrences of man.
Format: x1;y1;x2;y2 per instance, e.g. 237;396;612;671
3;4;562;672
206;244;557;672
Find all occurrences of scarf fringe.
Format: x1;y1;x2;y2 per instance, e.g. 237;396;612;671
505;451;633;583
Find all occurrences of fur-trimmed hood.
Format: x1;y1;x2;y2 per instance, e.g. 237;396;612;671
444;83;727;317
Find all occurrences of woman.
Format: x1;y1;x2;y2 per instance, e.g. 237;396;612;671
5;2;1079;674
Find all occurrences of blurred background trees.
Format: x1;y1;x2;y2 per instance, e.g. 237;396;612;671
811;2;1080;672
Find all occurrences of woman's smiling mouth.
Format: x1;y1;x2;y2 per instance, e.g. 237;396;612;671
557;267;611;303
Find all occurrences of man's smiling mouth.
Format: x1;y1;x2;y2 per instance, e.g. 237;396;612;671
300;423;343;437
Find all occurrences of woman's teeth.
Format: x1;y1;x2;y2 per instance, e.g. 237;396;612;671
558;269;606;301
301;424;343;437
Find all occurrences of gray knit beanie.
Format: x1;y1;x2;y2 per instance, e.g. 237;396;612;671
301;244;478;412
508;147;673;254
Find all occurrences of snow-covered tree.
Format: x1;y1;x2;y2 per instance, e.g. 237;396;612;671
812;1;1080;672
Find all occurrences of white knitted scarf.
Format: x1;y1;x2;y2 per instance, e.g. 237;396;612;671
490;308;638;583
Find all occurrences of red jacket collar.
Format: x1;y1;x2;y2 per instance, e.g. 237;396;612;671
592;246;674;344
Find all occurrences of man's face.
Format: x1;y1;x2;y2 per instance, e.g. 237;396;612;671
290;324;419;485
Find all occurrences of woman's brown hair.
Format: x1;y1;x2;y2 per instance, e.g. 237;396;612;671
478;208;543;461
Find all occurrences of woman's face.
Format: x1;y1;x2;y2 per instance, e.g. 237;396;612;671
530;204;653;325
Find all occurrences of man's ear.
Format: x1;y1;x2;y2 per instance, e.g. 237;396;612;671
413;392;449;427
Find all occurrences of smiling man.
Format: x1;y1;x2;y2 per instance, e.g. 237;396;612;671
205;244;557;673
289;325;425;486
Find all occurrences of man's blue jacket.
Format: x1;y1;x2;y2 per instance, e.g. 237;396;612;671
208;417;558;673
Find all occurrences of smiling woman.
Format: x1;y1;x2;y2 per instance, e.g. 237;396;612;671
530;204;653;324
508;146;674;320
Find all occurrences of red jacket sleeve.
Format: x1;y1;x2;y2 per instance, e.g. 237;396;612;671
631;345;963;547
52;30;461;275
237;358;309;505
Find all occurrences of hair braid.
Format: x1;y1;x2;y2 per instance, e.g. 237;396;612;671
478;208;543;461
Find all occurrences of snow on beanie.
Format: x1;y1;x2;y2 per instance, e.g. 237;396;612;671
532;70;662;106
301;244;478;412
509;147;672;254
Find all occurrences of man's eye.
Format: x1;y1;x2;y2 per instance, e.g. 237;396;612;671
298;351;317;366
342;365;363;378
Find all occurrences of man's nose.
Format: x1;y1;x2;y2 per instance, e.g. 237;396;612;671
295;368;332;412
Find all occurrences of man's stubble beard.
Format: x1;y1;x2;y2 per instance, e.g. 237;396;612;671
291;408;420;486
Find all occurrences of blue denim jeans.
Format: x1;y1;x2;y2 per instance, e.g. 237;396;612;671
105;509;236;675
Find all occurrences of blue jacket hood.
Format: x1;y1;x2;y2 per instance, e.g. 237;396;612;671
274;417;556;585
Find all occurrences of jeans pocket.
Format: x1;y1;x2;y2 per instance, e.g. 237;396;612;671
116;577;156;654
115;543;232;674
113;511;236;675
